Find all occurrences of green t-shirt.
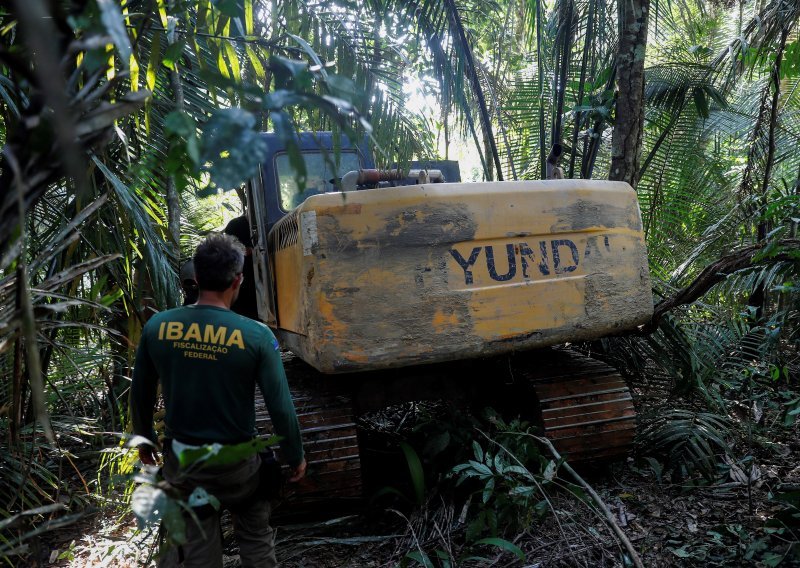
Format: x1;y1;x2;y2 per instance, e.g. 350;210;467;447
131;304;304;467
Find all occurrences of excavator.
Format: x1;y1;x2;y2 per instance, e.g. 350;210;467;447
244;132;653;505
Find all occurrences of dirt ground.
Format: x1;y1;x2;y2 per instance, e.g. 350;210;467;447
32;426;797;568
29;350;800;567
25;462;788;567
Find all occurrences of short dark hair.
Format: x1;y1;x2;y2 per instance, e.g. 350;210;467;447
193;233;245;291
224;216;253;248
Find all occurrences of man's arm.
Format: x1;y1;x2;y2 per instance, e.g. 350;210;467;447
257;334;305;480
130;329;159;464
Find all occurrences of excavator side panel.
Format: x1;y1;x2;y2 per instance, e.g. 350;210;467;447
269;180;652;373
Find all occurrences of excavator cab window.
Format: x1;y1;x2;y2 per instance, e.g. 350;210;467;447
275;150;362;210
247;132;373;327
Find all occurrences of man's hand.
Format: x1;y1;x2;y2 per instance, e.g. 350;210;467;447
287;458;307;482
138;445;158;466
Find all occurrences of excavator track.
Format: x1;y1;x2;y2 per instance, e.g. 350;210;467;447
255;356;362;507
255;349;636;507
521;349;637;462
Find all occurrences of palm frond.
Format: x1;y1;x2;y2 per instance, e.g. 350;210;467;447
637;409;733;479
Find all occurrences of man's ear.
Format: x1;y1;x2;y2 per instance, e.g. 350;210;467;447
232;273;244;290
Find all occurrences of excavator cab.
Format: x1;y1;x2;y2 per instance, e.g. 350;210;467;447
246;133;372;327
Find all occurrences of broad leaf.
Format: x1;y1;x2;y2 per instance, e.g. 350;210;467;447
131;485;168;529
200;108;269;190
474;537;525;561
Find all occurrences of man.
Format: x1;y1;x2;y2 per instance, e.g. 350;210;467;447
222;216;259;320
131;233;306;568
179;259;199;305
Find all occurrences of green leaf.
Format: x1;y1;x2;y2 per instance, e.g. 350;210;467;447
223;40;241;80
97;0;132;65
187;486;221;510
178;437;275;469
669;545;693;559
400;441;425;506
146;31;162;93
509;485;535;497
244;0;254;35
543;460;557;481
433;549;452;568
131;484;168;529
482;477;495;503
270;55;313;91
325;74;362;105
99;286;124;307
263;90;305;110
199;108;270;190
165;111;200;166
762;552;785;567
474;537;525;561
534;499;549;517
288;33;328;78
493;452;505;474
645;457;663;483
404;550;434;568
0;76;20;118
163;498;188;545
210;0;242;17
163;38;186;70
472;440;484;463
504;465;534;480
245;45;266;83
468;460;492;477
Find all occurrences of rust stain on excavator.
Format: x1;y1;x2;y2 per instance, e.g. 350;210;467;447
431;307;462;333
316;203;363;216
272;180;653;374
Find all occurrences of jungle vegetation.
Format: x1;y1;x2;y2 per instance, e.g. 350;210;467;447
2;0;800;565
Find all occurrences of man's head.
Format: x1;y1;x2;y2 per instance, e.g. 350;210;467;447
223;215;253;250
193;234;246;300
179;260;199;305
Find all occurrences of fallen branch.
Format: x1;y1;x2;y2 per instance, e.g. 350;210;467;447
646;238;800;331
536;436;645;568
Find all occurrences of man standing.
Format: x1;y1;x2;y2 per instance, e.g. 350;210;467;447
222;215;258;320
179;259;199;305
131;233;306;567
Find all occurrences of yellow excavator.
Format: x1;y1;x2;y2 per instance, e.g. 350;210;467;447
245;133;652;504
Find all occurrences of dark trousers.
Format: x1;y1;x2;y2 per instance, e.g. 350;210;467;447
160;446;277;568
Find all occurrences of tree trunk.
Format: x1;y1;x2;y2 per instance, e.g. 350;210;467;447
552;0;573;152
647;239;800;331
536;0;546;178
609;0;650;188
569;0;594;178
583;66;616;179
166;3;183;274
747;25;789;316
443;0;503;180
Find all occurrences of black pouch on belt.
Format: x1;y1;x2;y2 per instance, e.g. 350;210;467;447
256;448;284;500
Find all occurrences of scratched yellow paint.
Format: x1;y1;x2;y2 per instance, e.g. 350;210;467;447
273;246;304;333
469;278;586;340
269;180;653;373
431;307;461;333
315;290;348;338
